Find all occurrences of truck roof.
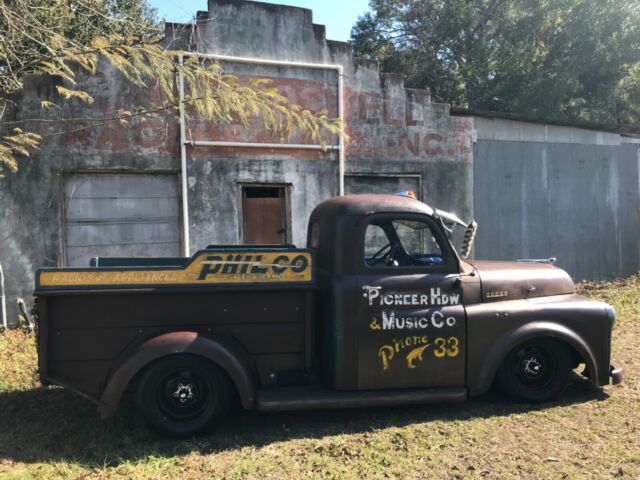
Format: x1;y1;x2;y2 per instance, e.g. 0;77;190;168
311;194;435;217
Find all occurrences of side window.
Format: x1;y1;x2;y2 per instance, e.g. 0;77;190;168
364;218;446;268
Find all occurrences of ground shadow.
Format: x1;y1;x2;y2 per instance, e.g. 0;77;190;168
0;375;608;468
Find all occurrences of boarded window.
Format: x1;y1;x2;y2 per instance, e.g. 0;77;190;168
242;186;288;245
63;174;181;266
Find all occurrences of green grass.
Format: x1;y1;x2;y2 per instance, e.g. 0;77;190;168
0;277;639;479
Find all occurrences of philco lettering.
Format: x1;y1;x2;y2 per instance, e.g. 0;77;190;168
198;253;309;280
240;255;252;274
198;255;224;280
222;254;241;274
251;256;269;274
272;255;289;273
290;255;309;273
270;255;309;274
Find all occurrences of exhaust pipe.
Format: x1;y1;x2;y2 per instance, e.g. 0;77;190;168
16;298;33;333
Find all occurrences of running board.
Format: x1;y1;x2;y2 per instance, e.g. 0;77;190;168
256;385;467;412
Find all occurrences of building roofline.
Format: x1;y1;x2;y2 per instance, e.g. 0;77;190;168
451;106;640;137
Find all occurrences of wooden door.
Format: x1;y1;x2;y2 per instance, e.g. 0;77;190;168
242;186;287;244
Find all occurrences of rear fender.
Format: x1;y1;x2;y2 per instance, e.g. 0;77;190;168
98;332;255;417
469;321;599;396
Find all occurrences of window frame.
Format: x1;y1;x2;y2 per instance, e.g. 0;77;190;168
358;212;460;275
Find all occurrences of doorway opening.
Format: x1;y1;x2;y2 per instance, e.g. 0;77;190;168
241;185;289;245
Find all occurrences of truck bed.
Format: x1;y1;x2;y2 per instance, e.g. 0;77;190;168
35;247;316;400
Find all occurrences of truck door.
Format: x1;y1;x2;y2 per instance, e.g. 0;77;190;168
356;213;465;390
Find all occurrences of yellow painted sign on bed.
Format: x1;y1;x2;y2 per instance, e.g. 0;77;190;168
38;251;313;287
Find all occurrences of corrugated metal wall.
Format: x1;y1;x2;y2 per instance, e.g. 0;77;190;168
473;117;640;280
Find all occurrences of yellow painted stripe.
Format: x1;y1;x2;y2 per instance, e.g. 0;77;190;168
39;251;313;287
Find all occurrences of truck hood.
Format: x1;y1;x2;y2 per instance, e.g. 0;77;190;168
466;260;575;302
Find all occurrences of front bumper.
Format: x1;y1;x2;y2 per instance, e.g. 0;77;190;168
610;365;623;385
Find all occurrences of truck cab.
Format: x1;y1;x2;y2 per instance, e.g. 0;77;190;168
34;194;622;437
309;194;469;392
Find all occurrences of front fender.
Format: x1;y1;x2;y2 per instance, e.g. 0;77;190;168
466;295;610;396
469;321;598;396
98;331;255;417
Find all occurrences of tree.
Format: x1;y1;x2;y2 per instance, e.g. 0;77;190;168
351;0;640;128
0;0;343;177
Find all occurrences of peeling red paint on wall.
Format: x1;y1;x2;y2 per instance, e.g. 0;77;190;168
183;76;474;163
23;51;474;166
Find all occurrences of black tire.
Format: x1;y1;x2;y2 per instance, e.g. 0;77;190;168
135;355;230;438
497;339;572;403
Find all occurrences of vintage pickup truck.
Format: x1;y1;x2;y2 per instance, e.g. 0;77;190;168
34;194;622;437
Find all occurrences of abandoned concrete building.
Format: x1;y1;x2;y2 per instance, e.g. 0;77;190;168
1;0;639;325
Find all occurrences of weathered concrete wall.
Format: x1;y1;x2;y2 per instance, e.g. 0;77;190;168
472;116;640;280
0;66;180;325
187;0;475;251
0;0;474;325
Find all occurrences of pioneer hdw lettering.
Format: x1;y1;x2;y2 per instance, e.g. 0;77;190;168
362;285;460;307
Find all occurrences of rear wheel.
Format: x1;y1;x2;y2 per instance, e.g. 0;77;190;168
136;355;230;437
498;339;572;403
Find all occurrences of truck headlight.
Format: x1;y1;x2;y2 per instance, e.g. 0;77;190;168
605;303;616;329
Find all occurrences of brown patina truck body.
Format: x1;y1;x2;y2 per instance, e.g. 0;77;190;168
34;194;621;435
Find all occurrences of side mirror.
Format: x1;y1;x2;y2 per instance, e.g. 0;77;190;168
460;220;478;259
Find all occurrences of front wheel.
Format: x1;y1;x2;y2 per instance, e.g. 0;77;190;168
135;355;230;437
497;339;572;403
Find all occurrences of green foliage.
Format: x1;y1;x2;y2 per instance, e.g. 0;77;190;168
0;0;343;176
0;0;158;96
352;0;640;128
